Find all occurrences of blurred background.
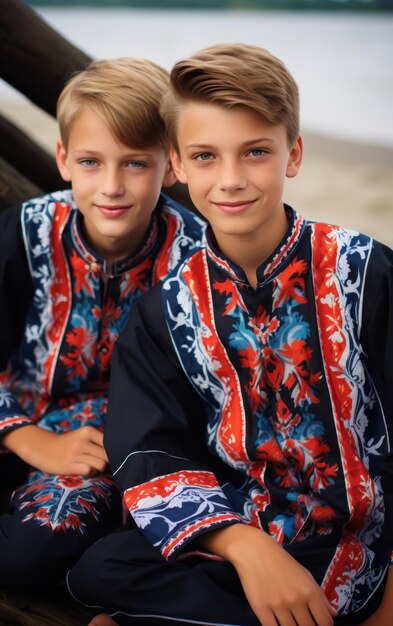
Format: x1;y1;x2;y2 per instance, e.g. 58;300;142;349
1;0;392;245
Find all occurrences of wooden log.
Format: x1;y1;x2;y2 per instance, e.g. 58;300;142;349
0;589;96;626
0;113;64;194
0;0;91;117
0;156;42;210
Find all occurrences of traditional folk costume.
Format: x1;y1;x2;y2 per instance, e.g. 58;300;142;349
69;206;393;625
0;189;205;588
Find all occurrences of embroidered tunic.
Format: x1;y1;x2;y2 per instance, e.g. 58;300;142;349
0;189;205;535
105;206;393;617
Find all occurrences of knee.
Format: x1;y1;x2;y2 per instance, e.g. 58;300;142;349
0;518;58;588
67;536;111;607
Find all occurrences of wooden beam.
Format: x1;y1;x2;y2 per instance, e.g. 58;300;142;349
0;156;42;210
0;112;64;193
0;0;91;116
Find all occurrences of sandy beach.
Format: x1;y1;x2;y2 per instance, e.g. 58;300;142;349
2;99;392;248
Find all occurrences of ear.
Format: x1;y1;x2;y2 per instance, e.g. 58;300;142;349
286;135;303;179
169;145;188;184
55;139;72;182
161;158;177;189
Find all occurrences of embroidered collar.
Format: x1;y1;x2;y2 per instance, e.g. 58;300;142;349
206;205;307;286
69;208;160;276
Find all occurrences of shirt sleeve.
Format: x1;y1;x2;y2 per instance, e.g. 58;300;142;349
0;204;35;436
105;285;243;560
361;241;393;560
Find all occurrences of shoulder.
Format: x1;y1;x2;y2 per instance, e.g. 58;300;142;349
309;219;393;315
20;189;75;222
368;238;393;270
15;190;75;267
0;190;73;249
363;238;393;304
309;220;373;249
307;220;377;274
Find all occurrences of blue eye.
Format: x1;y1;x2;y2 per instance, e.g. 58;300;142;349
196;152;213;161
248;149;266;157
128;161;145;169
80;159;98;167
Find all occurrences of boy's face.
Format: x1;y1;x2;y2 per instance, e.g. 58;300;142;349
56;107;175;265
170;102;302;262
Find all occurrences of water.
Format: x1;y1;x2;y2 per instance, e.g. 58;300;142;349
2;8;392;146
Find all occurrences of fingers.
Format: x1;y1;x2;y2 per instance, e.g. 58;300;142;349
71;461;108;477
308;595;336;626
81;425;105;445
255;598;334;626
247;573;335;626
70;427;108;459
61;427;109;475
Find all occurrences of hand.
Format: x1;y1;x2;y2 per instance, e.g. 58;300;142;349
200;524;336;626
2;424;109;476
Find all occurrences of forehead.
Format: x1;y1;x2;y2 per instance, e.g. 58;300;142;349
67;106;168;157
66;108;164;156
67;107;111;141
176;101;287;148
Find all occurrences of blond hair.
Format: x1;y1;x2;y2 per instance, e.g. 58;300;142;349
57;57;169;150
161;43;299;148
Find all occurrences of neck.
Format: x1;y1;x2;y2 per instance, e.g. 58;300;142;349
214;204;289;288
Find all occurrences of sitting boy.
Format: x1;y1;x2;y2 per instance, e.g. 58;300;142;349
0;57;205;590
68;45;392;626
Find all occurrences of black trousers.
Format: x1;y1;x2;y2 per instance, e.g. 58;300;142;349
67;521;384;626
0;453;122;590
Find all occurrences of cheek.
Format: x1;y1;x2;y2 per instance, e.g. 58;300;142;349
132;179;161;211
71;172;92;193
186;170;208;195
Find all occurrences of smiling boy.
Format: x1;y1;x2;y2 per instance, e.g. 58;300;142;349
68;45;393;626
0;57;205;590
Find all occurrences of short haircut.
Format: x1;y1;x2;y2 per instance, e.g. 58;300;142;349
57;57;169;151
161;43;300;149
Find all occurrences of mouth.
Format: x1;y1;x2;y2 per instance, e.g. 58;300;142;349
95;204;132;218
212;200;256;214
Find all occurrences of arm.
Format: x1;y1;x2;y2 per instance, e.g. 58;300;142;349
106;288;335;626
199;524;336;626
105;286;243;559
361;243;393;562
0;204;108;474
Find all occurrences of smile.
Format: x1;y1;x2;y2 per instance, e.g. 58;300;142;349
213;200;256;214
95;205;132;218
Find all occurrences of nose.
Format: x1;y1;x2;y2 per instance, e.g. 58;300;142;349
218;159;246;193
102;167;125;197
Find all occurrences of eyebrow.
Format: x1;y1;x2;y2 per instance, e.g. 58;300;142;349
185;137;277;150
72;149;155;158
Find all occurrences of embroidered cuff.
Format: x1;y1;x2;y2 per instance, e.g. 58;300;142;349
124;469;242;559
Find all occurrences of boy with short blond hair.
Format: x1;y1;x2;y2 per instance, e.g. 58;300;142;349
0;56;205;589
57;57;169;152
69;45;392;626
